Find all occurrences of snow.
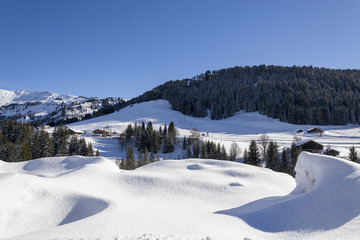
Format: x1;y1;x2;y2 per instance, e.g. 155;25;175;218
0;89;84;107
70;99;360;159
1;99;360;239
1;152;360;239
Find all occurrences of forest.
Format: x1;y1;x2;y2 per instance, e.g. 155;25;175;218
0;120;96;162
125;65;360;125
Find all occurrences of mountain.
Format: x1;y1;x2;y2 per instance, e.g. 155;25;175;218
0;89;125;125
127;65;360;125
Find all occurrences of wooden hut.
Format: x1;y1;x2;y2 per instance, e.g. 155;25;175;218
307;128;324;134
296;140;323;153
323;148;340;156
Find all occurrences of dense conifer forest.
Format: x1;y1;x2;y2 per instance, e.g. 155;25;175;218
125;65;360;125
0;121;95;162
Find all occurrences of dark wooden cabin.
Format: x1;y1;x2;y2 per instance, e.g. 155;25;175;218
323;148;340;156
307;128;324;134
296;140;324;153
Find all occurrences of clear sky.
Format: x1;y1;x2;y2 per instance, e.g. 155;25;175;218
1;0;360;99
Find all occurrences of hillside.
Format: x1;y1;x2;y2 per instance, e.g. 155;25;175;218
0;152;359;239
70;100;359;160
127;65;360;125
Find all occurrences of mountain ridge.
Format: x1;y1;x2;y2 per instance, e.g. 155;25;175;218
0;89;125;126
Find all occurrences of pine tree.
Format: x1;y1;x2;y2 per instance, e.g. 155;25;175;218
200;143;207;159
290;141;301;176
137;151;144;168
96;149;100;156
88;143;94;156
247;140;261;166
221;145;228;160
243;149;249;164
144;146;149;164
126;145;136;170
348;146;359;163
265;141;280;171
21;142;32;161
280;149;289;173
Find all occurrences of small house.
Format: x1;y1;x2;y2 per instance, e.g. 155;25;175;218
296;140;323;153
66;127;84;135
296;129;303;133
323;148;340;156
92;129;110;137
307;128;323;134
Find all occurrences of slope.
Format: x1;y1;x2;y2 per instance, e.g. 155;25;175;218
70;99;360;159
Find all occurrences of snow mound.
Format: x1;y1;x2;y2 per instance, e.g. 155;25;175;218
218;152;360;234
2;154;360;239
0;157;295;239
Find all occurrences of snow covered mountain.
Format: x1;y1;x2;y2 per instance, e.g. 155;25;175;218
0;89;123;125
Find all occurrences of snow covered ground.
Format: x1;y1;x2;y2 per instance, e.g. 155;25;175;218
70;100;360;160
1;152;359;239
2;99;360;239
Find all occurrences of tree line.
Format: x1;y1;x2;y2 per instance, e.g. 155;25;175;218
0;120;96;162
125;65;360;125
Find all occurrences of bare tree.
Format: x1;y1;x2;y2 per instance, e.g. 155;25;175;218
258;133;270;160
229;141;241;161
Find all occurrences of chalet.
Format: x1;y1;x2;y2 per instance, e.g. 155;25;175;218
296;140;323;153
92;129;110;137
66;127;84;135
323;148;340;156
307;128;323;134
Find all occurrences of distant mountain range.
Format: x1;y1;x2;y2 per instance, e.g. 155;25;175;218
0;89;125;126
3;65;360;126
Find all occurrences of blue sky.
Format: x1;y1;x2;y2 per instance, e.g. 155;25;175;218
1;0;359;99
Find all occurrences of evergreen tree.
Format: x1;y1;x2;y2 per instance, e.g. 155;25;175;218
243;149;249;164
221;145;228;160
247;140;261;166
290;141;301;176
126;145;136;170
280;149;289;173
88;143;94;156
144;146;149;164
265;141;280;171
200;143;207;159
348;146;359;163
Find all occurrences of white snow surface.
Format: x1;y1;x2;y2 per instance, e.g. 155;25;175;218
1;152;360;239
0;89;84;106
70;99;360;159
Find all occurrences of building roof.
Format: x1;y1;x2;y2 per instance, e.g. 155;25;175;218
66;126;84;134
295;139;322;147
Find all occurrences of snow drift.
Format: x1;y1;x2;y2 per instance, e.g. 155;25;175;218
218;152;360;236
1;153;360;239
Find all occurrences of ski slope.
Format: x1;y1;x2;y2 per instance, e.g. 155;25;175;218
70;100;360;159
1;152;360;239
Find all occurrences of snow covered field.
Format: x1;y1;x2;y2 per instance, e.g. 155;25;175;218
71;100;360;159
2;99;360;239
1;152;359;239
